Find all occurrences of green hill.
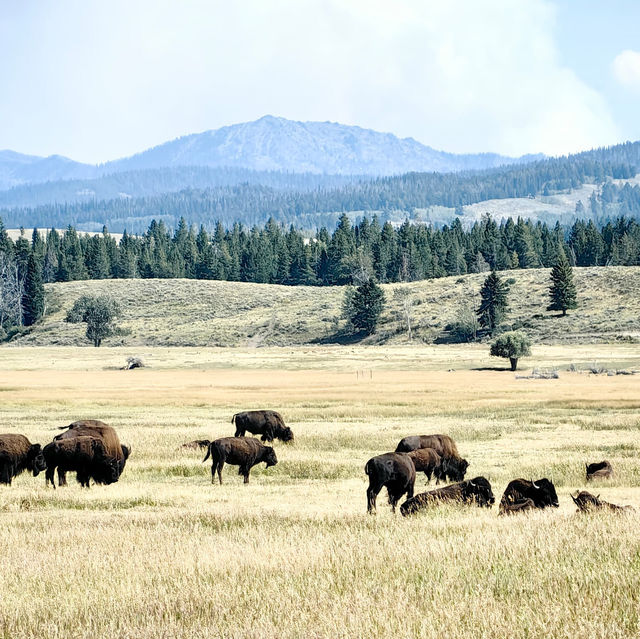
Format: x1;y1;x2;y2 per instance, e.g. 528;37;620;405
10;266;640;347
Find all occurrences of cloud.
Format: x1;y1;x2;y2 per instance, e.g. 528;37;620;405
612;50;640;91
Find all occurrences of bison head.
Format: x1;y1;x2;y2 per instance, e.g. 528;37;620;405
278;427;294;443
443;457;469;482
264;447;278;468
27;444;47;476
467;477;495;507
531;478;559;508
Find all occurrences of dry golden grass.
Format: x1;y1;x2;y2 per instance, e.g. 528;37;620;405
1;345;640;638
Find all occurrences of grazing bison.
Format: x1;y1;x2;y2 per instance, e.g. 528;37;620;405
586;460;613;481
54;420;130;485
364;452;415;514
0;434;46;485
571;491;632;513
232;410;293;443
407;448;444;483
400;476;495;516
499;478;559;514
43;436;120;488
203;437;277;484
498;497;537;516
395;434;468;483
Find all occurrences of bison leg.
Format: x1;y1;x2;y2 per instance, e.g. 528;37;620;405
46;466;56;489
242;466;250;484
57;468;68;487
215;461;225;485
366;480;383;514
234;427;245;437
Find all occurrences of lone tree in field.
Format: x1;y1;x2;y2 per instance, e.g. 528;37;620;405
547;249;577;316
347;278;385;335
66;294;121;347
22;253;45;327
490;331;531;371
476;270;510;335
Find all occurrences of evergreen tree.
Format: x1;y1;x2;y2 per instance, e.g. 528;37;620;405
547;249;577;316
476;270;510;334
22;252;45;326
347;278;385;335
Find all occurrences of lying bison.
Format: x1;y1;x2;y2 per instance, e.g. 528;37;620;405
498;497;536;516
395;434;468;482
586;460;613;481
44;436;120;488
0;434;47;485
232;410;293;443
407;448;444;483
203;437;277;484
499;478;559;515
571;491;631;513
400;476;494;515
55;420;130;485
364;452;415;514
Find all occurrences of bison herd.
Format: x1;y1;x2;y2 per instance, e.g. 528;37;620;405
0;410;633;517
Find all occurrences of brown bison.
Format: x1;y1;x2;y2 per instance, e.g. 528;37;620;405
43;436;120;488
586;460;613;481
203;437;278;484
499;478;559;515
400;476;495;516
407;448;444;483
395;434;468;482
232;410;293;443
571;491;632;513
364;452;416;514
181;439;211;450
498;497;536;515
54;420;130;485
0;434;47;485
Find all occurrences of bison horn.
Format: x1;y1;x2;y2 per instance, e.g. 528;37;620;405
469;480;476;487
532;481;539;489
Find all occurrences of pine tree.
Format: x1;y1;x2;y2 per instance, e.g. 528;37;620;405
22;253;45;326
547;249;577;316
476;270;510;334
347;278;385;335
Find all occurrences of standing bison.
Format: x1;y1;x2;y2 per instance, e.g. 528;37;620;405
232;410;293;443
586;460;613;481
407;448;444;483
400;477;495;516
395;434;468;482
0;434;47;485
203;437;278;484
364;452;416;514
54;420;130;485
499;478;559;514
43;436;120;488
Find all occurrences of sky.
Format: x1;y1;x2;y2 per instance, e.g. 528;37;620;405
1;0;639;163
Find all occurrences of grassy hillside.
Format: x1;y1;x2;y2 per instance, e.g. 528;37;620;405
10;266;640;347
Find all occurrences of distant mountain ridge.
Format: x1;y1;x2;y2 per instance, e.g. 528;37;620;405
0;115;542;191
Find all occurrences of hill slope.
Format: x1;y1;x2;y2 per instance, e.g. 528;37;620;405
11;267;640;348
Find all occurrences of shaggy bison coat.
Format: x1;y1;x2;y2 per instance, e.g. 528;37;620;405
400;476;495;515
232;410;293;443
43;436;120;488
203;437;278;484
54;420;130;485
586;460;613;481
498;497;537;515
499;478;559;515
364;452;416;514
395;434;468;482
407;448;444;483
0;434;46;485
571;491;631;513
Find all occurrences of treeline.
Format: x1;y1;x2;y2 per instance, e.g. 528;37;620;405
2;141;639;232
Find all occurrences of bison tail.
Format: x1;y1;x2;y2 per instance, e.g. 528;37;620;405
231;414;236;425
364;460;371;476
202;444;212;463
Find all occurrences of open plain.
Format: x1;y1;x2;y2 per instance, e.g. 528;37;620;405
1;344;640;638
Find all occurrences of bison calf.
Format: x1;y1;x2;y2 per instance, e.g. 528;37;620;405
571;491;631;513
364;452;416;514
499;478;559;515
586;460;613;481
498;497;536;515
400;476;495;516
407;448;444;483
0;434;46;485
203;437;277;484
395;434;468;483
232;410;293;443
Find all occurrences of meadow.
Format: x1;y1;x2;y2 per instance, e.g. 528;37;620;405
1;344;640;638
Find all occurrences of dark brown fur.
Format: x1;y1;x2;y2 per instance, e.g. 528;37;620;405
407;448;444;483
0;433;46;485
181;439;211;450
364;452;416;514
586;460;613;481
571;491;632;513
395;434;468;482
232;410;293;443
400;476;495;515
498;497;536;515
203;437;278;484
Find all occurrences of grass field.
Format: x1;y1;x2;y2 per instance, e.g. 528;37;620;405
1;344;640;638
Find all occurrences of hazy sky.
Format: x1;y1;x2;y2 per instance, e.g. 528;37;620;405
1;0;639;163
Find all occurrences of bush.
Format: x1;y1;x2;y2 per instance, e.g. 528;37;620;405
490;331;531;371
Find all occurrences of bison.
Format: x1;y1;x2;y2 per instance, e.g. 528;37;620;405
0;434;47;485
203;437;278;484
364;452;416;514
395;434;468;483
400;476;495;516
43;436;120;488
571;491;631;513
54;420;130;485
586;460;613;481
181;439;211;450
407;448;444;483
498;497;537;516
232;410;293;443
499;478;559;514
